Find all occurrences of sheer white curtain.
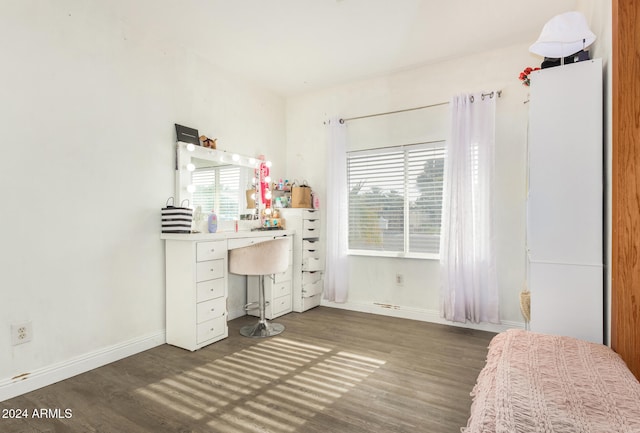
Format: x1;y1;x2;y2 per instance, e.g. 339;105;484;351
440;93;500;324
324;117;348;302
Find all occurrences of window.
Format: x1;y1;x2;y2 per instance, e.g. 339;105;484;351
191;165;242;220
347;142;445;258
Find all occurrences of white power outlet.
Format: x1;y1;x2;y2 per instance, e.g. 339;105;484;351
11;322;32;346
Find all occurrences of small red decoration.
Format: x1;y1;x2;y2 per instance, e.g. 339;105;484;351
519;67;541;87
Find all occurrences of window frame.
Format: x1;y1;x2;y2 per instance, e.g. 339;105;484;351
346;141;445;260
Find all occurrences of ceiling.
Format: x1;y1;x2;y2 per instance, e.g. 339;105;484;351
122;0;578;96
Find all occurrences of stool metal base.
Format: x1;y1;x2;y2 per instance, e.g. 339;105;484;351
240;320;285;338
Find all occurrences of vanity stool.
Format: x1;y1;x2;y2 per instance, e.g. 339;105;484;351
229;237;290;338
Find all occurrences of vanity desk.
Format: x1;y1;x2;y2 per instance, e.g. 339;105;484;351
162;229;294;351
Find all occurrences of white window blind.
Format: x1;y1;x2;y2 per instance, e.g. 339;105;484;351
192;166;241;220
347;142;445;257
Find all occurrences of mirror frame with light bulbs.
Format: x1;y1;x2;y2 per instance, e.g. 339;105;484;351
175;141;263;226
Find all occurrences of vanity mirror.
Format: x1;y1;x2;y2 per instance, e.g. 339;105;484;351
175;141;261;224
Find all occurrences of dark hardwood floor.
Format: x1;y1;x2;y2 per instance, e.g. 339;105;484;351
0;307;495;433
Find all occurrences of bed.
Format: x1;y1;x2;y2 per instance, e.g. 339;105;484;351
463;329;640;433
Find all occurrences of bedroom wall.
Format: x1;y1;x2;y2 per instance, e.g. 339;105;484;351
0;0;286;400
286;5;611;333
286;43;539;330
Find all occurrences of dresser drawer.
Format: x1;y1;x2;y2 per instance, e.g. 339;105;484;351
270;294;292;317
274;266;292;283
302;227;320;239
196;259;225;282
303;219;320;230
197;297;226;323
302;248;321;260
196;240;227;262
301;293;322;310
197;316;226;344
196;278;225;302
302;279;323;297
302;257;323;271
303;239;320;251
302;271;322;285
302;209;320;220
268;281;292;299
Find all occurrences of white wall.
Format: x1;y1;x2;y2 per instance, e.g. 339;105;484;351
285;5;612;332
286;43;551;330
0;0;285;400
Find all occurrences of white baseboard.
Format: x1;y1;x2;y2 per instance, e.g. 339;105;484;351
320;300;524;333
0;330;166;403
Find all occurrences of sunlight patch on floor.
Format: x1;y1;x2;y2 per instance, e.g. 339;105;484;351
135;336;386;432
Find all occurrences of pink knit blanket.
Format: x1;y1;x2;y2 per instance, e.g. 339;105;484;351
463;329;640;433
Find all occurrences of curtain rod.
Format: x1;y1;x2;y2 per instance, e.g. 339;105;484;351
338;90;501;124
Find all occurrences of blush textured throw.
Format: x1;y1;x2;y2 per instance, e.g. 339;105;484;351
463;329;640;433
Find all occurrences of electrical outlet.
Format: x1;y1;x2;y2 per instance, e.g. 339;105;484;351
395;273;404;286
11;322;32;346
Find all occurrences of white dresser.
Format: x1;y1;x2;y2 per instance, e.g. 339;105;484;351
164;239;228;351
162;230;294;351
247;237;293;319
280;208;324;312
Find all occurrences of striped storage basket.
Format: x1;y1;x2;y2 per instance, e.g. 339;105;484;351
161;198;193;233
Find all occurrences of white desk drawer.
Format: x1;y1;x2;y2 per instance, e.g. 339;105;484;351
302;248;321;260
303;239;320;251
302;271;322;285
197;316;226;344
303;219;320;230
196;259;225;283
303;279;323;297
196;278;225;302
302;209;320;220
302;257;323;271
196;241;227;262
269;281;292;298
274;266;292;283
302;227;320;239
270;294;292;317
197;297;226;323
301;293;322;311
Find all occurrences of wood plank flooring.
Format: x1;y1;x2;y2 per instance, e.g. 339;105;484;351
0;307;495;433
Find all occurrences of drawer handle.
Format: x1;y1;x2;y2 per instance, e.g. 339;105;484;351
211;308;215;312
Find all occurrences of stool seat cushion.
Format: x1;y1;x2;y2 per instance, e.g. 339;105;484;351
229;237;289;276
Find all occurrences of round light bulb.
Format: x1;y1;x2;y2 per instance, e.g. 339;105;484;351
249;158;256;165
265;208;272;215
232;153;240;161
251;177;257;185
266;161;272;168
264;176;272;183
186;163;195;172
250;193;256;200
265;191;272;199
187;184;196;193
186;143;195;152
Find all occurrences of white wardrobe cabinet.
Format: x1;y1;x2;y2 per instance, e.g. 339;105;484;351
527;59;603;344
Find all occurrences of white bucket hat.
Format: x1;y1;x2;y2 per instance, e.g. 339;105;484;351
529;11;596;58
